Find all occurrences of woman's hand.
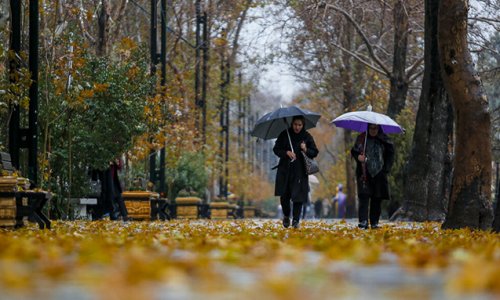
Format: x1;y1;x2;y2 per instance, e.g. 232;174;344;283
286;151;296;160
300;141;307;152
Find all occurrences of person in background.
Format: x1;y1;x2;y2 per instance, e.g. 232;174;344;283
104;158;128;221
273;115;319;229
314;198;323;219
351;124;394;229
332;184;347;219
322;197;331;218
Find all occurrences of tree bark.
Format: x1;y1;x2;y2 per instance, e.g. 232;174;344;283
97;0;110;56
387;0;409;119
439;0;493;230
493;172;500;232
339;19;357;218
392;0;453;222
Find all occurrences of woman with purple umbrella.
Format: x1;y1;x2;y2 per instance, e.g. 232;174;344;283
351;124;395;229
273;116;319;229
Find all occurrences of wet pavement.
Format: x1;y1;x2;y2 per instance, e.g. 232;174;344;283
0;219;498;300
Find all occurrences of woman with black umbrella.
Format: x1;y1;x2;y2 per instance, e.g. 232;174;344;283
273;115;319;228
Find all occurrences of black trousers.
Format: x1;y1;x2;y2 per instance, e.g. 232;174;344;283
358;195;382;224
280;197;303;221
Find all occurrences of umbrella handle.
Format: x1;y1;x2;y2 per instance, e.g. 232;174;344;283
361;161;368;182
284;120;297;162
284;118;294;153
361;131;368;182
286;129;294;154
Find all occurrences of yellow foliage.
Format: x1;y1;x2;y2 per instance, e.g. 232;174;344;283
93;83;110;93
0;221;498;298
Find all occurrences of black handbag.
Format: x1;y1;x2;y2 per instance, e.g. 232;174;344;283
302;151;319;175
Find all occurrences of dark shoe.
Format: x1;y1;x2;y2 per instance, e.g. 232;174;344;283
282;217;291;228
358;220;368;229
292;219;300;229
371;223;380;229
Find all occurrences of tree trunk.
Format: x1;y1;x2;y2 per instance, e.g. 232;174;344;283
493;173;500;232
343;131;356;217
0;0;8;30
97;0;110;56
392;0;453;222
339;20;357;218
439;0;493;230
387;0;409;119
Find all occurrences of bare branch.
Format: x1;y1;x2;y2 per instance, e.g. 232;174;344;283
330;43;388;76
321;4;392;75
78;0;96;44
469;16;500;24
230;0;252;64
110;0;129;44
405;56;424;77
408;68;424;83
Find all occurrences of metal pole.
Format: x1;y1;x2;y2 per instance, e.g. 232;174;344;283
238;72;242;151
201;11;209;144
218;49;225;198
28;0;39;186
158;0;167;195
194;0;201;110
149;0;158;186
224;61;230;201
8;0;21;169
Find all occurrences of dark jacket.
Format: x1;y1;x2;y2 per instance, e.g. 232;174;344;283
273;128;319;202
351;132;394;199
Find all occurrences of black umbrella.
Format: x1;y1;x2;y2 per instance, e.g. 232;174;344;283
250;105;321;140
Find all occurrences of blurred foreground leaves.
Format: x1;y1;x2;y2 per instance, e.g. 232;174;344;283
0;220;498;299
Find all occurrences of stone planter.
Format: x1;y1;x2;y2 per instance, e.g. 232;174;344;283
123;191;160;220
174;197;201;219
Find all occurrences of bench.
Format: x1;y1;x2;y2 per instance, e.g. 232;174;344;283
70;198;98;219
0;151;51;229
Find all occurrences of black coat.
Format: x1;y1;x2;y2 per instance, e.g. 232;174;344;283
351;132;394;199
273;128;319;202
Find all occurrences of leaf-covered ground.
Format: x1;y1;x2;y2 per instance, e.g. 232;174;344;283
0;220;499;300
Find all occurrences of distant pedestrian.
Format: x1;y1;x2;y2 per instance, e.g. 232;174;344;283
351;124;394;229
322;198;331;218
105;158;128;221
274;115;319;229
332;184;347;219
314;198;323;219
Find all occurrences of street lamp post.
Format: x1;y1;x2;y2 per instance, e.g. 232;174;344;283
8;0;39;187
149;0;158;187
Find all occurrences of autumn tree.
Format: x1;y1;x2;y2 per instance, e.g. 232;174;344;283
391;0;453;222
316;1;425;120
277;0;423;216
439;0;493;230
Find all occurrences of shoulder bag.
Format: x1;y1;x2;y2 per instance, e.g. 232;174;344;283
302;151;319;175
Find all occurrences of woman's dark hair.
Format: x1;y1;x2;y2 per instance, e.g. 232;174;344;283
292;115;305;125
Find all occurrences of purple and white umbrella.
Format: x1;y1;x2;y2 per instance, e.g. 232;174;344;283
331;107;403;134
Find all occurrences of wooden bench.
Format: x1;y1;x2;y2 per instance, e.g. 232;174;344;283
0;151;51;229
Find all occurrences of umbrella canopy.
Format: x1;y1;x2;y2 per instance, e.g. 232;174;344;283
251;106;321;140
308;174;319;184
331;109;403;134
